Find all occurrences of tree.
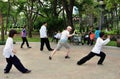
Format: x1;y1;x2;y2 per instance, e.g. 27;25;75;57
15;0;42;37
62;0;75;29
105;0;120;34
0;11;4;41
75;0;97;32
5;0;10;35
0;0;8;42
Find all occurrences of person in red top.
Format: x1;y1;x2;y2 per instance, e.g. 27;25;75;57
90;31;95;45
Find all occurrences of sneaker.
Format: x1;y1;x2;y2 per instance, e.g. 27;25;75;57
97;63;103;65
28;46;31;48
49;56;52;60
49;49;54;51
4;70;9;74
24;70;31;73
40;49;43;51
65;56;70;59
77;61;83;65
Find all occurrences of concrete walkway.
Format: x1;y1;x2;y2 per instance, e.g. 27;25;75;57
0;42;120;79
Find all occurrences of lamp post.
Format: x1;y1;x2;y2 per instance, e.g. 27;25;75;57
99;0;104;30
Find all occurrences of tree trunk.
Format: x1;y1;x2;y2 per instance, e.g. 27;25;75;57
52;0;58;18
5;0;10;35
28;18;33;38
63;10;66;28
62;0;75;29
0;11;4;41
89;14;94;27
117;38;120;47
27;0;34;38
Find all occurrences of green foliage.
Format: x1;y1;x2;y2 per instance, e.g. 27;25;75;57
0;38;16;45
0;41;6;45
105;0;120;10
0;0;120;39
0;1;8;14
102;28;120;35
46;18;65;32
34;17;65;36
104;30;117;35
107;41;117;46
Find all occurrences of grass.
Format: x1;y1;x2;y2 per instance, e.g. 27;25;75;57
0;34;119;47
0;34;40;45
14;34;40;42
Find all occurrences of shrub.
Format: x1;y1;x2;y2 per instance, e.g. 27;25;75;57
0;41;16;45
0;41;6;45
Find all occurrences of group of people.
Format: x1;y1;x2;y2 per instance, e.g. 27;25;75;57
3;22;111;74
82;27;100;46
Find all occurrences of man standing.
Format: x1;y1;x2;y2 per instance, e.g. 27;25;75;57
39;22;53;51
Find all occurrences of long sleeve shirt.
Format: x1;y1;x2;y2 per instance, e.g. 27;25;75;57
3;37;14;58
39;25;47;38
21;28;26;37
91;37;110;54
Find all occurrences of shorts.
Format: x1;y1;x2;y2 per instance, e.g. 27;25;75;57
56;41;70;50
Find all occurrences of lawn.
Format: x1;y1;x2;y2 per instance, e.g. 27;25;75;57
0;33;118;47
14;34;40;42
15;34;117;47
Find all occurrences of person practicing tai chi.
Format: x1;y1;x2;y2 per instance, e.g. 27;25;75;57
77;32;110;65
20;25;31;48
3;29;31;74
39;22;53;51
49;26;75;60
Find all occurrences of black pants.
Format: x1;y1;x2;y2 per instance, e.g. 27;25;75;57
90;39;94;45
52;37;59;43
40;38;52;51
21;37;30;47
4;55;28;73
77;51;106;65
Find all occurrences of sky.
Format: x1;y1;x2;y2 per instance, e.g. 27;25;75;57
73;6;79;15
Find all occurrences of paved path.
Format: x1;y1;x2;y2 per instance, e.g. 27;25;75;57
0;42;120;79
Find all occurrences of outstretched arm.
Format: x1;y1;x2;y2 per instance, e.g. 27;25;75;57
102;35;111;45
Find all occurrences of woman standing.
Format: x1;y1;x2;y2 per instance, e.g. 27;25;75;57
21;25;31;48
3;29;31;73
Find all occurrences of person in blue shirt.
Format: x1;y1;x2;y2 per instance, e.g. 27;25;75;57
95;27;100;40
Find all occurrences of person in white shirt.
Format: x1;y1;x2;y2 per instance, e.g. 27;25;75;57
77;32;110;65
39;22;53;51
49;26;75;60
3;29;31;74
54;31;61;43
